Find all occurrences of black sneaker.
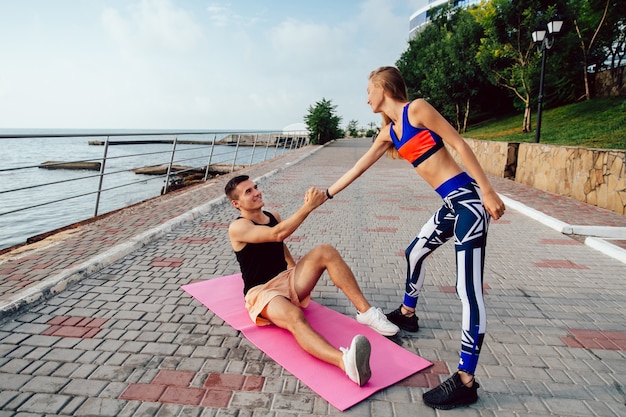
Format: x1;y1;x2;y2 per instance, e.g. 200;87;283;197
385;305;419;332
422;372;479;410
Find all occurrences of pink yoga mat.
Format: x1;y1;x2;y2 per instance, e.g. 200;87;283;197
181;274;432;411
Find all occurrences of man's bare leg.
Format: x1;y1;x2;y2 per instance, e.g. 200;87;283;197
292;244;371;313
262;296;344;368
262;295;371;386
292;244;399;336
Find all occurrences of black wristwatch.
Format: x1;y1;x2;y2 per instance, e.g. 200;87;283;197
325;189;333;199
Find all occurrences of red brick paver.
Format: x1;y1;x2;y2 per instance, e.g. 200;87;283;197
562;329;626;351
204;373;246;391
534;259;589;269
119;384;166;402
42;316;107;338
152;370;195;387
160;386;207;406
363;227;398;233
119;371;264;407
398;360;445;388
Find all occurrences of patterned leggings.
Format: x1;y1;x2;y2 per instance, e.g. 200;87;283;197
403;181;490;375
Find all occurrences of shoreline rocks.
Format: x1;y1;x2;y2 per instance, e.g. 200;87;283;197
39;161;101;171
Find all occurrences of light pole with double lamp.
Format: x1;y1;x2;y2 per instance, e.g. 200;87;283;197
532;16;564;143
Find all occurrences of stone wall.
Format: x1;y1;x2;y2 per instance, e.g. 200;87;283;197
453;138;626;215
592;68;626;97
448;139;512;178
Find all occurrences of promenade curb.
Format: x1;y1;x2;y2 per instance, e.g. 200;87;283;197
0;145;325;323
585;237;626;264
500;194;571;232
500;194;626;264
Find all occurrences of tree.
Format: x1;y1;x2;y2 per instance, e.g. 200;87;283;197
346;120;360;137
304;98;343;145
570;0;626;100
474;0;546;133
572;0;610;100
397;12;449;110
397;6;490;132
442;7;490;132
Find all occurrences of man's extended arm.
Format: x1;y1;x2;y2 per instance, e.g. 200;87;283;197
229;187;327;245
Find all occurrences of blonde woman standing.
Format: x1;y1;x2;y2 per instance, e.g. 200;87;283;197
324;66;505;409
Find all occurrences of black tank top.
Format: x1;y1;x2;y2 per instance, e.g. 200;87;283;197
235;211;288;294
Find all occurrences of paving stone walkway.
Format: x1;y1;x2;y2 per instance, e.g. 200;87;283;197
0;138;624;416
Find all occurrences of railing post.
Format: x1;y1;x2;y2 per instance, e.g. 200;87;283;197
204;134;217;181
93;136;110;217
273;135;280;158
263;134;271;161
163;136;178;194
249;133;258;165
231;134;241;172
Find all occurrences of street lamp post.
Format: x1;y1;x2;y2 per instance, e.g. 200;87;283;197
532;17;564;143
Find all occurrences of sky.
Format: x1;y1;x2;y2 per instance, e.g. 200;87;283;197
0;0;419;131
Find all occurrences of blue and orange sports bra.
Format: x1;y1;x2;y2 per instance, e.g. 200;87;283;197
389;103;444;167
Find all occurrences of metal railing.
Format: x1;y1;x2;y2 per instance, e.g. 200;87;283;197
0;130;309;250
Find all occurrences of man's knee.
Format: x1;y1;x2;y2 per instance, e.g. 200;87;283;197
280;307;309;333
311;243;341;261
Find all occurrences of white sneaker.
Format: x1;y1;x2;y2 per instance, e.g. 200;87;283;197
356;306;400;336
340;335;371;386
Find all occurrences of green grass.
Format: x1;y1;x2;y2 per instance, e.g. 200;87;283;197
464;96;626;150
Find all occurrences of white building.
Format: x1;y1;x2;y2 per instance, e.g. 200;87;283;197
409;0;482;39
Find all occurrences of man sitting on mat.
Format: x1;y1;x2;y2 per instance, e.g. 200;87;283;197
225;175;399;386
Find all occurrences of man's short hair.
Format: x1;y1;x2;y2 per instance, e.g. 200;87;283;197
225;175;250;200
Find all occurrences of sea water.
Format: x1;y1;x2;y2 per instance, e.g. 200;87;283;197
0;129;287;250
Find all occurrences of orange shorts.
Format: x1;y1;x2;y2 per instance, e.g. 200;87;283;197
244;267;310;326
